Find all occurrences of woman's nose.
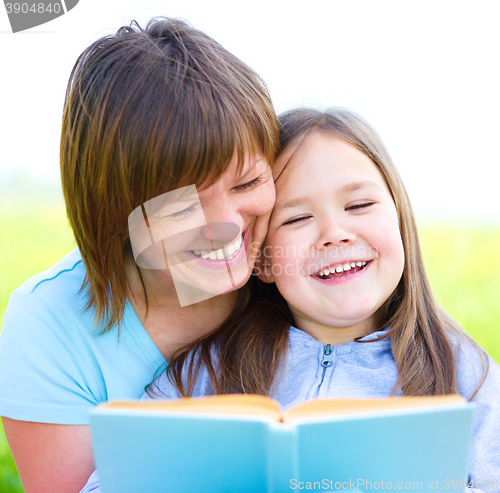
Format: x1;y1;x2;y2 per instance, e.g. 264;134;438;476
202;196;241;224
201;197;244;240
198;222;241;249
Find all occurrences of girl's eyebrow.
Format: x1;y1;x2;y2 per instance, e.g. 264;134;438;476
274;196;311;214
339;180;380;194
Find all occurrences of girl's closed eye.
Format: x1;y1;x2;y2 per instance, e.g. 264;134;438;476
282;215;310;226
346;201;375;211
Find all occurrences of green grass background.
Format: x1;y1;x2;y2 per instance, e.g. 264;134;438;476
0;201;499;492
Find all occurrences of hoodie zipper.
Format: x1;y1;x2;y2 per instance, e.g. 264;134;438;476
314;344;334;398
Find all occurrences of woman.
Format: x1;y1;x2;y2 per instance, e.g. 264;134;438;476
0;17;278;492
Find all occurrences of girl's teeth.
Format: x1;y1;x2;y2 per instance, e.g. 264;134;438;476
317;260;368;277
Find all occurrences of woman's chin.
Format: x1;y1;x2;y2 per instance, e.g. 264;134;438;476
169;256;252;306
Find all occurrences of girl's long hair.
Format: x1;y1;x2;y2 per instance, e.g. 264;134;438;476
161;108;488;399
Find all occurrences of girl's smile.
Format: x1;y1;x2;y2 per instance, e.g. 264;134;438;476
260;132;405;345
311;259;371;284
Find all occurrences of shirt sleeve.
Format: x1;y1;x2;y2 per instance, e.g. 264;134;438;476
142;372;183;401
0;287;104;424
79;470;101;493
142;349;215;401
457;341;500;493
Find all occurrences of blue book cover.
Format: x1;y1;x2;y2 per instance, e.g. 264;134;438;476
90;394;474;493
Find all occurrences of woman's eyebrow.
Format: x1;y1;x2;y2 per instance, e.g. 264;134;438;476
145;186;199;215
236;159;264;181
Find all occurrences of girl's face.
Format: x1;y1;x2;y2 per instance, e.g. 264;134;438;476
262;133;404;344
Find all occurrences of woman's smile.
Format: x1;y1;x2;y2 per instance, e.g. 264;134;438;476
132;154;275;305
182;225;249;271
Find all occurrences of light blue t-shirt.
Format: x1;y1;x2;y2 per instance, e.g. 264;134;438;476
0;249;166;425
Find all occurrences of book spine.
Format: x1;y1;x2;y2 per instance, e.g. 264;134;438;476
267;421;298;493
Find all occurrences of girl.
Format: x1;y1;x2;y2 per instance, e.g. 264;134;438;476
84;108;500;492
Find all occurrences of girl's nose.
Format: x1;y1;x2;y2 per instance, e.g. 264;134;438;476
314;218;357;250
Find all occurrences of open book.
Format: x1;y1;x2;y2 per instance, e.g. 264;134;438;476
90;394;474;493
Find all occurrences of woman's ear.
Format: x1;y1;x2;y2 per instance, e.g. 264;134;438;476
253;247;274;284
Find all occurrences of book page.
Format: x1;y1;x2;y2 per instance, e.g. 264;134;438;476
101;394;283;421
283;394;466;423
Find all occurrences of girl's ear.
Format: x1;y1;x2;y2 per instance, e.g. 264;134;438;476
253;248;275;284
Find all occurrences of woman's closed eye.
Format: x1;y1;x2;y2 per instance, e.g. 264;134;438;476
166;204;197;219
233;175;263;192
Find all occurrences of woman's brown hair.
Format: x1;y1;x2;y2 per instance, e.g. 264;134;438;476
60;17;278;331
164;107;488;399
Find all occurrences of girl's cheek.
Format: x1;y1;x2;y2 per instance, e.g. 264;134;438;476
270;236;305;278
365;210;400;243
372;214;405;271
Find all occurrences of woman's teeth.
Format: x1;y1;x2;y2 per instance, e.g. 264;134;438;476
316;261;367;278
191;235;244;261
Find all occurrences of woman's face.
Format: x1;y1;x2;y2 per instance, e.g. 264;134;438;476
130;153;276;305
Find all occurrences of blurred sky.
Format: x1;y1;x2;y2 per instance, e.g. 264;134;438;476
1;0;499;223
